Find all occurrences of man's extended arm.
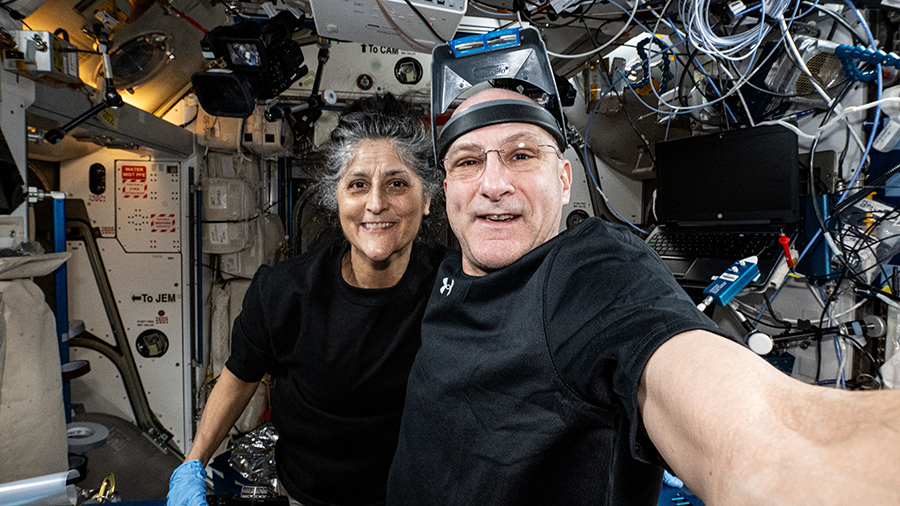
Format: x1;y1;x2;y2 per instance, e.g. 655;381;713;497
639;329;900;505
184;365;260;465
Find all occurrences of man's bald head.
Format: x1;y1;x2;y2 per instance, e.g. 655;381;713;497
452;88;535;117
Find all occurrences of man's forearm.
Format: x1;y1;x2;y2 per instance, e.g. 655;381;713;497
185;366;260;465
640;330;900;505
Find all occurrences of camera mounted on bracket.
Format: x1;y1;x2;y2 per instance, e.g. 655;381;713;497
191;11;308;118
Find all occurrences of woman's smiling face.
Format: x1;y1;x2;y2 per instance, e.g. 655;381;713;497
337;138;431;267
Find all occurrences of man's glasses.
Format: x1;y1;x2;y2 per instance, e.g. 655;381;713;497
442;141;562;181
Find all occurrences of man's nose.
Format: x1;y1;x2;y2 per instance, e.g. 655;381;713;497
478;151;514;200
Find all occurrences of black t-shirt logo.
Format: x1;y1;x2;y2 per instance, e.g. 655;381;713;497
440;277;454;296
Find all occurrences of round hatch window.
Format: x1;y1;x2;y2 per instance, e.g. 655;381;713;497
108;32;173;89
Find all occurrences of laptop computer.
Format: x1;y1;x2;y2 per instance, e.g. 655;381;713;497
647;125;800;288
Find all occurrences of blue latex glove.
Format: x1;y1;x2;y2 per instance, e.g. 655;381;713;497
167;460;209;506
662;469;684;488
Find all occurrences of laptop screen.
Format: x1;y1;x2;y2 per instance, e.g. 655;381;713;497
654;125;800;226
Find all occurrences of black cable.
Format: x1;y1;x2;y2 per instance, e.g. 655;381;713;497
806;80;856;282
402;0;445;41
764;296;792;330
262;196;286;214
815;334;822;383
610;85;659;166
800;1;866;45
828;182;900;288
675;47;730;127
835;212;900;281
834;162;900;215
579;2;598;41
3;5;31;29
180;111;199;128
734;307;792;332
837;121;852;171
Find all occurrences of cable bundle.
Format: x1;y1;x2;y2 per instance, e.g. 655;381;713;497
681;0;790;61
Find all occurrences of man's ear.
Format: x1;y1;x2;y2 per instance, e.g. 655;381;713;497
559;158;572;206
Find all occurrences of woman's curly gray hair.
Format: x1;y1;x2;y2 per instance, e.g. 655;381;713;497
315;93;443;235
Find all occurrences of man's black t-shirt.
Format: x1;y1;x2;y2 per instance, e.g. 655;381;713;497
226;241;446;506
387;218;723;505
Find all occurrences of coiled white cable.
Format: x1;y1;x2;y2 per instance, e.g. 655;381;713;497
681;0;790;61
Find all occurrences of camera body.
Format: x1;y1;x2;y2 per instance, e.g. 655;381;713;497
193;11;308;117
208;486;289;506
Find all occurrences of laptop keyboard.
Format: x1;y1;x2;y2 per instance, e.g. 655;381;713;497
647;230;780;259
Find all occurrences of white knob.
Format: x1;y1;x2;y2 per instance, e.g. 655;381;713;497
747;332;773;355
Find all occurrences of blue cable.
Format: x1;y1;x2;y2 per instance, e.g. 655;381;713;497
817;285;847;389
582;74;650;235
797;2;881;268
801;1;882;281
784;0;821;20
840;0;882;195
834;336;846;389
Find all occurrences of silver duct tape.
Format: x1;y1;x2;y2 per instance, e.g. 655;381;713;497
66;422;109;453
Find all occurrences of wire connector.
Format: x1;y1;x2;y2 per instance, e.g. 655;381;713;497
697;256;761;311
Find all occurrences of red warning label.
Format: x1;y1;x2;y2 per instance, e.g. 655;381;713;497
122;165;146;180
122;165;148;198
150;213;177;232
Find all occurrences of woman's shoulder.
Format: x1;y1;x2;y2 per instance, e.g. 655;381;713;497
257;240;345;283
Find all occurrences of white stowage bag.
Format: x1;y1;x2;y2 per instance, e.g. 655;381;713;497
209;278;254;380
226;279;266;432
234;382;268;434
205;152;261;187
220;214;286;280
203;178;258;223
0;279;68;481
209;282;231;380
207;278;266;434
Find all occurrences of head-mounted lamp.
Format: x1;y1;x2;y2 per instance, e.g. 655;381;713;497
430;27;568;166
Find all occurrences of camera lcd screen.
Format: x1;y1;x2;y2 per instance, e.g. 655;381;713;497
226;42;263;68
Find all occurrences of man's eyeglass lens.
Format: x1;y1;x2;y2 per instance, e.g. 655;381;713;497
443;143;558;180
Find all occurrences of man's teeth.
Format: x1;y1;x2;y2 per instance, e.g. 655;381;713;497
485;215;515;221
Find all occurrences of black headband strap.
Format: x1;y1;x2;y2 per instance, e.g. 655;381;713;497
435;100;567;164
